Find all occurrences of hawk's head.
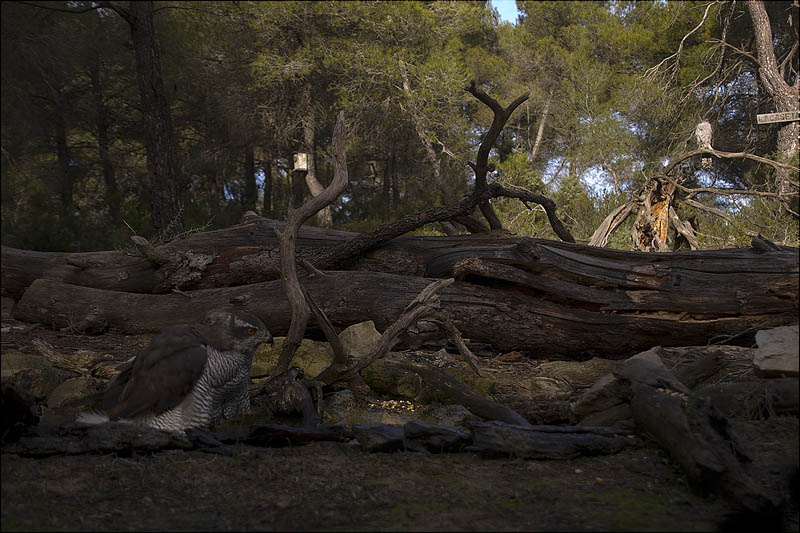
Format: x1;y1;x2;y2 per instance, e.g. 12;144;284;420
204;308;273;354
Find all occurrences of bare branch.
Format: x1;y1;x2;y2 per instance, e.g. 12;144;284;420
662;148;800;177
645;1;717;80
777;40;798;78
682;198;759;236
273;112;349;375
588;201;636;247
428;314;483;377
488;183;575;243
708;39;761;66
464;82;530;230
327;279;455;385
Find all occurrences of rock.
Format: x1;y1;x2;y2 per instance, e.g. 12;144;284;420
47;376;102;410
339;321;382;357
0;351;73;397
92;360;124;380
754;325;799;377
525;376;572;398
570;347;666;423
322;389;356;425
417;404;476;427
251;337;334;379
251;322;389;380
537;358;620;389
361;356;421;399
570;374;622;422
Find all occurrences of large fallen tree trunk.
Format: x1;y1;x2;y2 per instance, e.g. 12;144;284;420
13;263;797;358
2;213;572;298
3;214;797;302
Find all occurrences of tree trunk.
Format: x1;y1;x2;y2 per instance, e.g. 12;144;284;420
631;177;676;252
301;82;333;226
128;0;184;235
243;145;257;212
2;213;797;298
529;87;553;168
291;169;306;209
747;0;799;205
13;259;794;359
7;212;797;359
383;149;394;207
90;55;120;225
262;151;274;217
54;106;74;217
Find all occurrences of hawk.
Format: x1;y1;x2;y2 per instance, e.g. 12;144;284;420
695;120;713;168
695;120;713;150
78;309;272;432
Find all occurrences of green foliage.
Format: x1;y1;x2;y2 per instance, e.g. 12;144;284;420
1;0;796;251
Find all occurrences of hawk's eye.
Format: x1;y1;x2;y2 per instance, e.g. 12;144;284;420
247;327;257;335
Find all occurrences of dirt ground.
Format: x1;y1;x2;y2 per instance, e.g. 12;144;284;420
2;327;798;532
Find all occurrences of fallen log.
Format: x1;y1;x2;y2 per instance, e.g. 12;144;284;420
1;422;194;457
3;215;798;308
214;423;353;448
13;270;796;358
613;357;779;515
466;420;640;459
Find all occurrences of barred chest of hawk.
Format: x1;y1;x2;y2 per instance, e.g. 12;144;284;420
695;120;713;150
78;310;272;432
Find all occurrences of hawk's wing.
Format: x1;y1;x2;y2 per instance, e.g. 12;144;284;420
104;325;211;419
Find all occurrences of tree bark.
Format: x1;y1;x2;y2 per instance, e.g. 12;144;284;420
262;151;274;216
2;213;797;308
127;0;184;235
89;54;120;225
243;145;257;212
529;86;553;168
747;0;799;210
301;82;333;226
631;176;677;252
614;357;779;514
54;106;74;217
13;244;797;359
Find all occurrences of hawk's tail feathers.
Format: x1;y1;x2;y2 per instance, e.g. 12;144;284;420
75;409;109;425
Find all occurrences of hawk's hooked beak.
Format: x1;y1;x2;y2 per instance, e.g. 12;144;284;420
264;332;274;345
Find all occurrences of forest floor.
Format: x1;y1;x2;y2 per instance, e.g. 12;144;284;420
1;328;798;532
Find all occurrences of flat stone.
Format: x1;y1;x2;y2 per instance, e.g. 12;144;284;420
754;325;799;377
